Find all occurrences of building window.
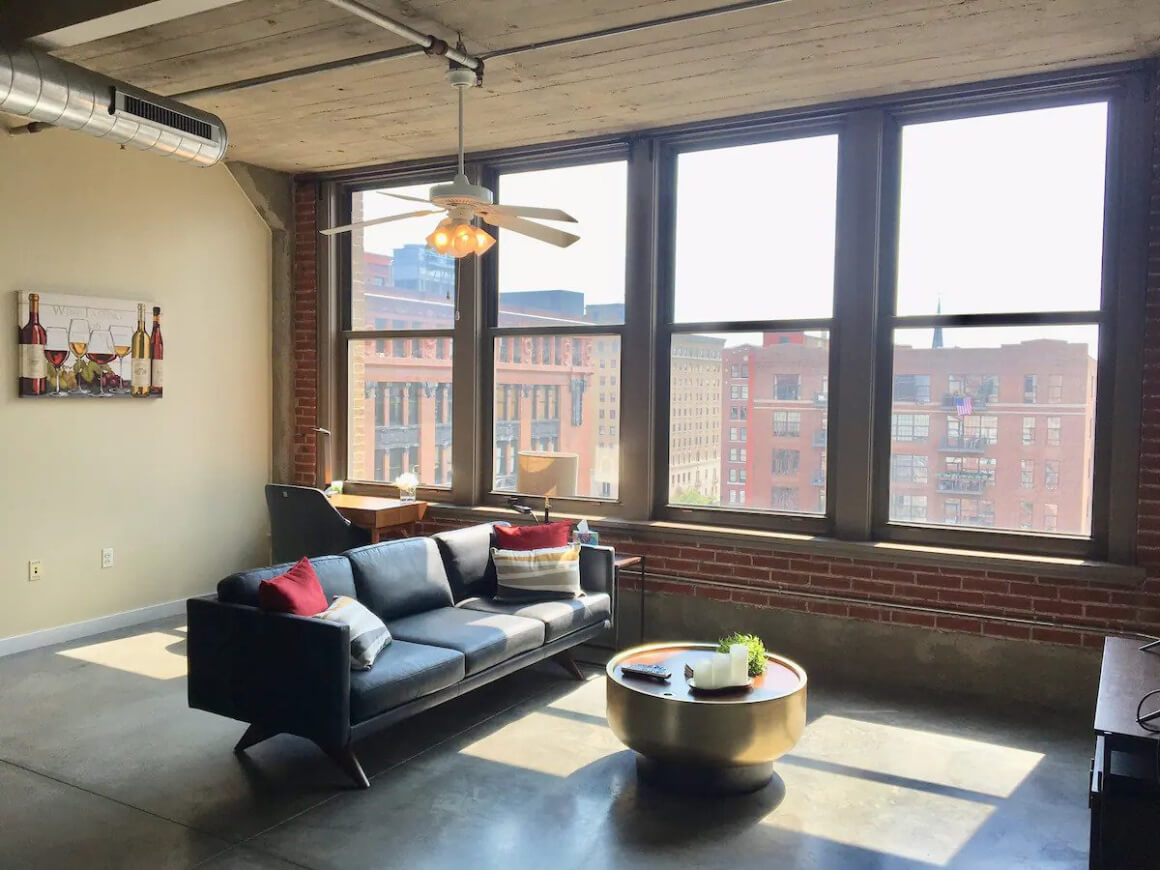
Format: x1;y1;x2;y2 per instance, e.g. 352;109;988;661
771;449;800;476
771;487;799;511
1045;460;1060;490
1023;375;1038;404
1018;501;1034;530
490;161;626;499
1044;504;1059;532
1047;417;1062;447
774;374;801;400
893;374;931;404
1021;460;1035;489
890;454;929;484
888;101;1106;539
890;494;928;522
667;132;835;515
891;413;930;442
772;411;802;438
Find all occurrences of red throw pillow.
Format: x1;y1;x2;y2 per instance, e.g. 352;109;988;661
258;557;328;615
495;521;572;551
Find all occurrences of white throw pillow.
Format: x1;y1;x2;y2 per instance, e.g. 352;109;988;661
492;544;582;602
314;595;391;670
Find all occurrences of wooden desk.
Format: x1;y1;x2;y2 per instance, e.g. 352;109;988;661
329;495;427;543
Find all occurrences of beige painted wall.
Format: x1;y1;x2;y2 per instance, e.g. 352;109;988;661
0;130;272;640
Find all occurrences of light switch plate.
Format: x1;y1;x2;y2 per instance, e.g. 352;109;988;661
28;560;42;581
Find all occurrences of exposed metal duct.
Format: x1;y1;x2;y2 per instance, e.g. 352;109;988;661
0;43;227;166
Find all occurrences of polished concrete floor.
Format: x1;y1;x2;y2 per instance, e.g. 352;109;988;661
0;616;1092;869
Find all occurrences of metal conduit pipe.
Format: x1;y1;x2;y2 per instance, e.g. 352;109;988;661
317;0;480;69
644;569;1160;644
171;0;792;100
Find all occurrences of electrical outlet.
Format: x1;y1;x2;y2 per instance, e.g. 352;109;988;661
101;547;114;569
28;560;42;581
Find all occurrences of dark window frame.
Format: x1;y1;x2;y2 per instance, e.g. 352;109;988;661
319;62;1152;566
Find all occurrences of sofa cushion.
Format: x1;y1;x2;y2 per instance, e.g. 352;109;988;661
218;555;356;607
258;557;329;616
348;640;465;723
493;544;582;602
345;537;454;622
315;596;392;670
387;607;545;676
494;521;572;551
458;592;611;642
432;522;508;602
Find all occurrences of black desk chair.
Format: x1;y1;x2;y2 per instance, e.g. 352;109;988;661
265;484;371;564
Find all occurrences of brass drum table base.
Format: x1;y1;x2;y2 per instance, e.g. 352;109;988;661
606;643;808;796
635;755;775;795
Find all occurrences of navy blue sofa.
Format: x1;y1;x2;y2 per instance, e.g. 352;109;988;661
187;522;614;787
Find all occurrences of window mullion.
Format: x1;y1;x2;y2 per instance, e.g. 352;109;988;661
451;162;486;505
830;109;892;540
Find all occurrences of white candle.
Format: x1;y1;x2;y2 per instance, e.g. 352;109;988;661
694;658;718;688
730;644;749;685
713;653;731;686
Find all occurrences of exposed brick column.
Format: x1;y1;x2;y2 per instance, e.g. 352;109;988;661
292;181;320;486
1137;93;1160;577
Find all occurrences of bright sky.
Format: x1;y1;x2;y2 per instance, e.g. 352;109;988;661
358;101;1108;357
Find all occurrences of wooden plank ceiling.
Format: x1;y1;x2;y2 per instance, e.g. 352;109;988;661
42;0;1160;173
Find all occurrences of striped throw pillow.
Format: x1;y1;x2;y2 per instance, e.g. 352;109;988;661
315;595;392;670
492;544;582;602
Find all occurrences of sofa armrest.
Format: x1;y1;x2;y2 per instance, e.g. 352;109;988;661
187;597;352;747
579;544;615;598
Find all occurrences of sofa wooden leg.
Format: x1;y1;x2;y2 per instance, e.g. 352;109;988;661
322;743;370;789
553;650;586;682
234;723;279;753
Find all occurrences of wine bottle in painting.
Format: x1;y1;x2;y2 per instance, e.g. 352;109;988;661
131;303;151;397
149;306;164;397
19;292;48;396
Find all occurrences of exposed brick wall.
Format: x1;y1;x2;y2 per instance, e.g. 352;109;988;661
292;181;320;486
311;93;1160;650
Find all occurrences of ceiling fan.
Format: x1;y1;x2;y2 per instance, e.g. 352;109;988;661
321;66;580;257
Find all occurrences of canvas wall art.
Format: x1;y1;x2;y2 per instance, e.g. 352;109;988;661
17;291;164;399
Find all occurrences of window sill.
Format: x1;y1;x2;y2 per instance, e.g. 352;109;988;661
421;502;1145;587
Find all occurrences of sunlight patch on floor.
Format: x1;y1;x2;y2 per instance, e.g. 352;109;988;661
459;709;620;777
57;631;187;680
545;675;608;717
792;714;1044;798
764;763;996;865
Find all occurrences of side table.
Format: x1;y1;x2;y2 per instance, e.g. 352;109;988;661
613;555;646;649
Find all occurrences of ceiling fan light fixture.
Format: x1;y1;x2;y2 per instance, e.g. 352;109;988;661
428;217;494;258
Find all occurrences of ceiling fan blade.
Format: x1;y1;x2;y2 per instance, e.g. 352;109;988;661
320;209;443;237
482;203;578;223
380;191;436;205
480;210;580;248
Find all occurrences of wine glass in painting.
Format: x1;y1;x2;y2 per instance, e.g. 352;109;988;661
68;318;91;394
86;329;117;397
109;324;132;393
44;327;69;396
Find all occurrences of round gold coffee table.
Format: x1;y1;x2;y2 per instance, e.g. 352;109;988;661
606;642;807;794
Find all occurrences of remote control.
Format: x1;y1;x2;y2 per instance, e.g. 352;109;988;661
621;663;671;681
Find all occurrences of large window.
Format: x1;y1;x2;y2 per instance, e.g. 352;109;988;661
333;71;1145;566
346;180;456;488
347;339;454;487
886;102;1108;541
665;133;838;517
490;160;627;500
